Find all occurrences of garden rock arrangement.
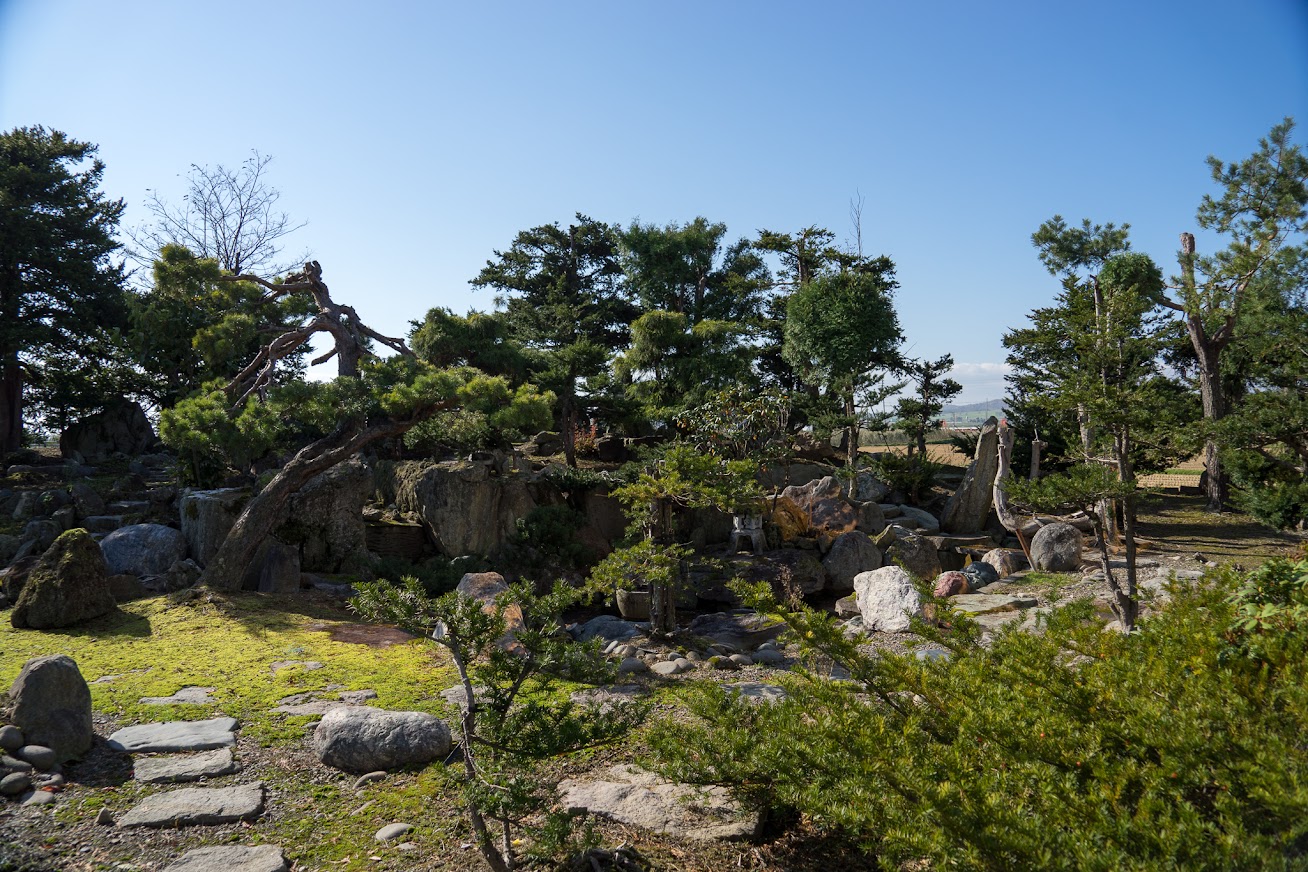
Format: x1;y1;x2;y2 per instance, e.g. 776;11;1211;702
312;706;452;773
8;529;118;629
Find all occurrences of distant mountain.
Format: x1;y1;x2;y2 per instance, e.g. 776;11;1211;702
941;399;1006;414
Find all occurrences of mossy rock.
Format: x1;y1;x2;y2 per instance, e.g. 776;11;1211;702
10;528;119;630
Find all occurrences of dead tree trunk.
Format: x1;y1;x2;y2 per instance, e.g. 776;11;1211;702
994;420;1095;538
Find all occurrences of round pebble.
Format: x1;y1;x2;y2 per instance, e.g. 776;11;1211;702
94;808;114;826
17;745;56;771
376;822;414;842
1;772;32;796
709;656;739;671
23;789;56;807
617;657;648;674
729;654;754;667
753;649;785;666
0;726;23;753
353;771;387;789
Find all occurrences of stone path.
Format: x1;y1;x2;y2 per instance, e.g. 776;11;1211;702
162;845;288;872
117;781;265;828
134;748;238;784
107;717;237;753
140;686;216;705
558;764;757;841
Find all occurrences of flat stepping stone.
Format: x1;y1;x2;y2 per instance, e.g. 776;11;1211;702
135;748;238;784
269;660;323;674
730;683;788;704
559;764;757;841
948;593;1038;615
108;717;238;753
272;700;349;717
117;781;265;828
568;685;647;712
141;686;216;705
162;845;287;872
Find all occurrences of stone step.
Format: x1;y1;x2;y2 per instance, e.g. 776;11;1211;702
163;845;288;872
107;717;237;753
117;781;264;828
134;748;238;784
948;593;1039;615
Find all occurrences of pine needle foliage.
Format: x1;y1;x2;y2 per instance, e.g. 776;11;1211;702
646;571;1308;870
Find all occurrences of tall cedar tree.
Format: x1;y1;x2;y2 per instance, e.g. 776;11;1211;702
473;215;638;466
0;127;128;452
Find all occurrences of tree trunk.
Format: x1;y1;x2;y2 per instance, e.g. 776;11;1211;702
845;394;858;468
1028;436;1046;481
560;395;578;468
1189;316;1229;511
648;498;678;635
0;357;21;455
200;417;416;591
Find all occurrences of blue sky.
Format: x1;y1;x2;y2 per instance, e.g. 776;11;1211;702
2;0;1306;403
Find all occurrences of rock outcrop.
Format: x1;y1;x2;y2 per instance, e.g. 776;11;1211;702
10;530;118;630
7;654;93;761
100;524;188;577
59;400;156;461
940;416;1000;534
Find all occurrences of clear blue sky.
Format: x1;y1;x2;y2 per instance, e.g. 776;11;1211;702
2;0;1306;404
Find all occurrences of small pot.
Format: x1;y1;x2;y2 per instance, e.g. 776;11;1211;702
615;588;651;621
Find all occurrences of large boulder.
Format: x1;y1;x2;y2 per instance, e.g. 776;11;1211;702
822;531;883;593
939;416;1001;534
312;706;451;773
885;530;942;581
739;549;827;596
853;566;923;633
7;654;93;761
378;460;540;558
1030;523;1083;572
765;497;808;543
853;472;891;504
10;529;118;629
897;505;941;534
280;460;371;573
855;501;886;535
781;476;857;536
179;488;249;567
100;523;188;577
58;400;155;461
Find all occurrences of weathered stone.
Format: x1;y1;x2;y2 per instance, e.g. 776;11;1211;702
162;845;288;872
68;482;106;519
107;717;238;754
738;549;827;596
853;566;923;633
885;531;942;581
0;726;22;752
835;594;861;617
376;823;414;842
940;417;1000;534
1;772;31;795
949;593;1039;614
731;682;787;703
933;571;970;598
559;764;758;841
982;548;1028;578
897;505;941;534
255;542;301;594
961;561;1000;588
99;524;187;577
280;459;371;573
574;615;642;644
377;459;537;559
1030;523;1083;572
687;611;786;650
0;533;20;564
160;558;202;593
179;488;249;567
855;501;886;535
765;496;808;543
59;400;156;462
116;782;265;828
313;707;451;773
752;648;785;666
853;472;891;503
781;476;857;535
822;530;883;593
617;657;648;674
16;745;55;770
140;686;216;706
10;530;117;630
23;788;55;806
8;654;93;761
134;748;238;784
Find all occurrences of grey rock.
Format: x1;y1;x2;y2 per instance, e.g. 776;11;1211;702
834;594;861;617
16;745;55;770
354;771;387;789
95;807;113;825
752;648;785;666
781;476;857;535
116;782;265;828
853;566;923;633
313;707;451;773
569;685;646;712
1030;523;1083;572
255;542;301;594
853;472;891;503
709;655;739;671
69;481;106;519
81;515;125;535
617;657;648;674
272;700;350;717
8;654;93;761
574;615;641;644
179;488;249;567
939;417;1000;534
981;548;1028;577
134;748;238;784
280;460;373;572
376;823;414;842
961;561;1000;588
23;788;56;806
897;505;941;534
161;558;202;592
1;771;31;795
822;530;883;593
886;530;942;581
728;654;754;667
651;660;690;676
0;725;23;752
949;593;1038;614
10;529;118;630
559;764;758;841
2;755;33;773
687;611;786;650
731;683;788;703
100;524;188;576
0;533;20;564
162;846;288;872
23;519;60;553
140;686;215;706
107;717;238;753
59;401;156;462
855;500;886;534
339;689;378;705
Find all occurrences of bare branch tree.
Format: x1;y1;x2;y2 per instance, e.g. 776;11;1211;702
128;151;307;277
